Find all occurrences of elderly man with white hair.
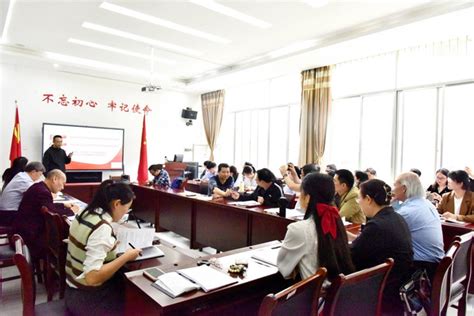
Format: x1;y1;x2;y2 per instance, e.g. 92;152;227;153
392;172;444;279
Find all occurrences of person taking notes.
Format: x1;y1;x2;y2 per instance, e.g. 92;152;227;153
65;180;141;316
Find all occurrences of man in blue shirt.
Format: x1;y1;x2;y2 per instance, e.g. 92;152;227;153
148;164;170;187
392;172;444;279
208;163;234;197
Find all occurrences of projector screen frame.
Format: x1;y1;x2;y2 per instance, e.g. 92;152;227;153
42;122;125;172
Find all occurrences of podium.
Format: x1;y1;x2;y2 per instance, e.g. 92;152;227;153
163;162;187;181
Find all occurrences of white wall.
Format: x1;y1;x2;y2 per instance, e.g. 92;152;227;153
0;62;205;181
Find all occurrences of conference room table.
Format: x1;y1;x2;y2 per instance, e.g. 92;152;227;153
64;183;474;293
130;184;296;252
124;240;287;316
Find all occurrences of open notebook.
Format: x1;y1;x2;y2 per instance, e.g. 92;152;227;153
152;265;238;298
251;245;282;266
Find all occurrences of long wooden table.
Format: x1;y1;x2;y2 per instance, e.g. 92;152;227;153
64;183;474;293
131;185;294;251
124;241;287;316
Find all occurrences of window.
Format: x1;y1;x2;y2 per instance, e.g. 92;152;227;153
326;36;474;183
399;89;438;181
325;97;361;172
268;107;289;173
219;74;301;171
441;83;474;171
359;93;395;182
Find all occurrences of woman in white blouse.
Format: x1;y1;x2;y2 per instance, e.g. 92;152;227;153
277;173;354;280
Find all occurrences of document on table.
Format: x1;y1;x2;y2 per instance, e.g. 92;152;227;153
263;208;305;219
111;222;156;253
177;265;238;292
227;200;260;207
251;244;282;266
123;246;164;262
152;272;200;298
153;265;238;298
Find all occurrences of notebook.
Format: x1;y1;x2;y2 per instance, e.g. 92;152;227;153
118;245;164;262
251;245;281;266
177;265;238;292
152;265;238;298
152;272;200;298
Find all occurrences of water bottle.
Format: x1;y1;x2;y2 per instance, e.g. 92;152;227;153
278;197;288;217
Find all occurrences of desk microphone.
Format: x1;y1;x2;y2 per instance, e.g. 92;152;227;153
278;197;288;217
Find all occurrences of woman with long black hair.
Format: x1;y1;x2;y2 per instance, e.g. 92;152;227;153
277;173;354;280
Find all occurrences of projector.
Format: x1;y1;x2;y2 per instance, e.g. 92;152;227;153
141;84;161;93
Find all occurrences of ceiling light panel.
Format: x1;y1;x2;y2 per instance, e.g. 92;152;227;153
189;0;271;29
68;38;176;65
1;0;16;43
82;21;202;56
44;51;154;77
100;2;231;44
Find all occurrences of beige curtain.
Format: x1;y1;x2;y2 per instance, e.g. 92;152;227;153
299;66;332;166
201;90;225;161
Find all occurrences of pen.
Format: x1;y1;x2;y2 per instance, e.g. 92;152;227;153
253;260;271;268
271;246;281;249
128;242;142;256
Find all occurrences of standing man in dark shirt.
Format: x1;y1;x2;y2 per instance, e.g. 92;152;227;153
43;135;72;174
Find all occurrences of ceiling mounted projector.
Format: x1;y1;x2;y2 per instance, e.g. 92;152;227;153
141;84;161;93
142;47;161;93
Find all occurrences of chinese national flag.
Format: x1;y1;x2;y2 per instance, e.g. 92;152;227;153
9;106;22;165
137;115;148;185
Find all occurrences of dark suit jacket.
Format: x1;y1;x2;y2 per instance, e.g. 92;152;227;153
437;190;474;223
15;181;73;258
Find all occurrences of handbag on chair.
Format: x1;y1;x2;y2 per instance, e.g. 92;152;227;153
399;269;432;315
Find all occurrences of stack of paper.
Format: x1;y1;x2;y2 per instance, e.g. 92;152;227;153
251;246;282;266
228;200;260;207
152;265;238;298
111;222;156;253
264;208;305;219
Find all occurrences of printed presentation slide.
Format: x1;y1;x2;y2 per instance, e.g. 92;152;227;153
42;123;124;171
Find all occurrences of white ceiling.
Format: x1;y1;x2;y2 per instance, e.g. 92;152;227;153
1;0;473;92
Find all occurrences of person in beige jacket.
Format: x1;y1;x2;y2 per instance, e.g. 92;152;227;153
334;169;366;224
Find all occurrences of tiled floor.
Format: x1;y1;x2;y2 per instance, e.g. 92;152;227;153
1;231;473;315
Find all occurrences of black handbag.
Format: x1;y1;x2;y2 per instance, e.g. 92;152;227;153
399;269;432;314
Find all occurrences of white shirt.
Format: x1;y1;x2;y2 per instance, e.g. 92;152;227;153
0;172;35;210
277;218;318;280
454;196;463;215
67;212;116;288
235;174;257;190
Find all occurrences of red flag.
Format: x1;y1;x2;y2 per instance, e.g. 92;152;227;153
9;105;22;165
137;115;148;185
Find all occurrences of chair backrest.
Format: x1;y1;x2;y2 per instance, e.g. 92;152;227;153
109;175;122;182
41;206;68;258
12;234;36;316
258;268;327;316
284;193;297;209
323;258;394;316
430;241;460;316
451;232;473;288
